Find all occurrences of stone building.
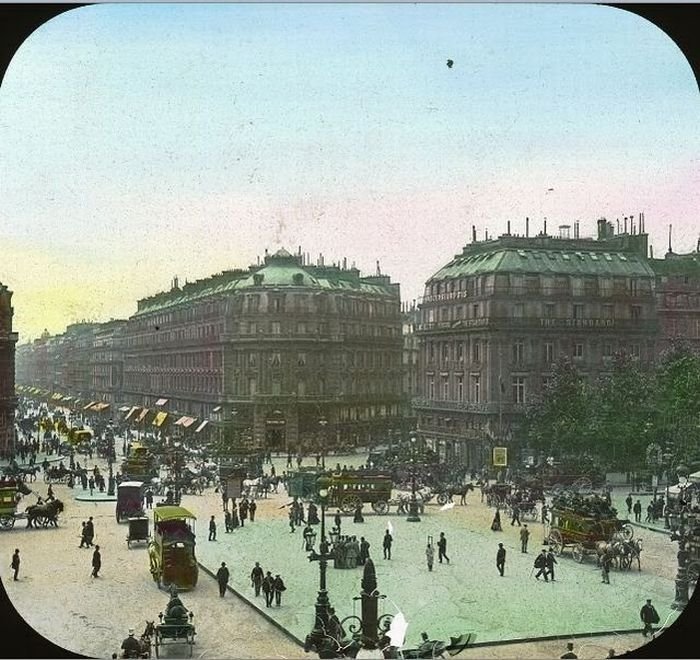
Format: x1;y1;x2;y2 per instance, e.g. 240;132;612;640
0;283;18;456
121;248;403;452
91;319;127;405
414;218;658;467
652;244;700;354
401;302;420;432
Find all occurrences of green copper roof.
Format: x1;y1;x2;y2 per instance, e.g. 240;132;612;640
430;247;655;281
650;254;700;277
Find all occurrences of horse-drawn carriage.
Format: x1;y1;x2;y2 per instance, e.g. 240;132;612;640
154;587;196;657
546;508;636;566
288;467;325;501
148;506;198;590
127;517;151;548
117;481;145;522
484;483;512;508
325;471;393;514
44;464;74;484
0;479;26;529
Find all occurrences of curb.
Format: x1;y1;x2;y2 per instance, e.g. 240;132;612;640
629;521;672;537
197;562;306;649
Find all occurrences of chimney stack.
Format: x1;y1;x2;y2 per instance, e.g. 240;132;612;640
507;221;511;235
526;217;529;237
543;218;547;236
472;225;477;242
343;257;347;269
623;217;628;234
668;224;673;254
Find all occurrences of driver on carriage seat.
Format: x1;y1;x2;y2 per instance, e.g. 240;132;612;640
120;629;141;658
164;588;189;624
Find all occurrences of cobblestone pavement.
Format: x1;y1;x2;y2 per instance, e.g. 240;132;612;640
0;441;687;658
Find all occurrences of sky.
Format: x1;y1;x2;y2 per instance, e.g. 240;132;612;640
0;3;698;341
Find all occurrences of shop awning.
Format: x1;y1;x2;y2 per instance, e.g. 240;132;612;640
194;420;209;433
182;417;197;428
94;402;110;412
155;398;169;406
118;405;131;412
153;411;168;427
212;406;222;413
173;416;187;426
135;408;150;424
62;396;73;402
125;406;140;421
51;393;62;401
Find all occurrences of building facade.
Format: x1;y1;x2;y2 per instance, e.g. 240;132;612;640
0;283;18;456
415;219;658;467
91;320;127;405
120;248;403;452
652;249;700;354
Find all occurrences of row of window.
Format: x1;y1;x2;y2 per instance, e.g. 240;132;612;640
230;375;401;397
124;374;223;395
427;338;643;365
245;293;399;318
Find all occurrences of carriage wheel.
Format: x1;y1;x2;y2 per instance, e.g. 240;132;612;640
572;544;586;563
549;530;563;555
0;515;15;529
43;473;50;484
372;500;389;515
437;493;448;506
340;495;361;514
35;515;47;527
621;524;634;541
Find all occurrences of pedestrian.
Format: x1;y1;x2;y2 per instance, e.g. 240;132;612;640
560;642;578;659
88;476;95;496
10;549;20;581
91;545;101;577
353;504;364;523
303;524;316;551
239;499;248;527
645;503;653;523
262;571;275;607
545;547;558;582
541;503;549;524
633;499;642;523
145;489;153;509
496;543;506;576
47;484;55;501
359;537;370;565
232;506;240;529
383;530;393;560
224;510;232;533
249;500;257;522
85;517;95;547
625;494;633;515
251;562;264;597
425;542;434;572
216;561;230;597
221;488;228;512
208;515;217;541
288;508;296;533
334;511;342;533
286;453;293;468
491;509;502;532
510;503;521;526
640;598;659;637
534;549;548;581
437;532;450;564
520;524;530;553
79;521;89;548
272;574;286;606
601;550;612;584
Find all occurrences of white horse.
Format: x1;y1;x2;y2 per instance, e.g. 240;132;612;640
242;477;263;499
392;487;434;513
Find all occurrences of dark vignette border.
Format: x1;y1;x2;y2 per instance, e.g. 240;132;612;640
0;2;699;659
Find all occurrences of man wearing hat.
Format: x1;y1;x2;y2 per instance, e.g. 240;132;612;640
496;543;506;576
640;598;659;637
120;628;141;658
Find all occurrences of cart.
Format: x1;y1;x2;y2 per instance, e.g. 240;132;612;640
148;506;198;590
127;516;150;548
117;481;145;523
0;480;22;530
154;590;195;657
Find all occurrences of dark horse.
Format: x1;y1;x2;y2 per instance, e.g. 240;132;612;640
441;482;475;505
26;499;64;528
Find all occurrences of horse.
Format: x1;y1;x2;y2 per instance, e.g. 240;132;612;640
121;621;155;659
242;477;263;499
393;487;434;513
617;538;643;571
19;466;39;482
25;499;64;528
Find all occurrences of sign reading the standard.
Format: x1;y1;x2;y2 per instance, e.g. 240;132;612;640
492;447;508;467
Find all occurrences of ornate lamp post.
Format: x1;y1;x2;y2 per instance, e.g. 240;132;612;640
319;417;328;470
671;524;691;611
407;432;421;522
305;475;337;654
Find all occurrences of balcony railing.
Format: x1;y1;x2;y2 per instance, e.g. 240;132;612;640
412;397;525;415
417;317;658;333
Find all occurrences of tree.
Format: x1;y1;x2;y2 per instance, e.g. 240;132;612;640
524;357;594;459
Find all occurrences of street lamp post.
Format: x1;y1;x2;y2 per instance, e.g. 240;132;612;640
319;417;328;470
407;432;421;522
305;476;336;655
671;463;690;611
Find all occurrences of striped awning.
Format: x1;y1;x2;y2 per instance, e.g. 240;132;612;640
212;406;222;413
194;420;209;433
182;417;197;428
155;398;169;406
93;402;110;412
118;405;131;412
153;411;168;427
135;408;149;424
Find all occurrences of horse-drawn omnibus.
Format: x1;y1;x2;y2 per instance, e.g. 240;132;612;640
0;479;24;529
117;481;145;523
148;506;198;591
326;471;393;514
546;508;634;563
123;443;158;482
288;467;325;501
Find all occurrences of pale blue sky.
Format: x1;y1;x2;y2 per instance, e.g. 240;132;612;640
0;4;698;339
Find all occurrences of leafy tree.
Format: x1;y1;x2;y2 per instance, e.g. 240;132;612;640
524;357;593;459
